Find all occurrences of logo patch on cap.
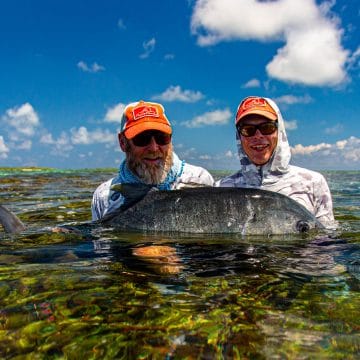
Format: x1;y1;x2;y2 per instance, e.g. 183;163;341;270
133;105;159;121
242;97;267;110
236;96;277;124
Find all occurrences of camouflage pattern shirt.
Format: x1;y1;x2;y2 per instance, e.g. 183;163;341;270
217;98;335;228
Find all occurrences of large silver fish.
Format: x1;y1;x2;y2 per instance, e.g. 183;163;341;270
0;186;324;235
99;185;325;235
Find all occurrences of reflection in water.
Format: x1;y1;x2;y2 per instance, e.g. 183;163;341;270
132;245;184;275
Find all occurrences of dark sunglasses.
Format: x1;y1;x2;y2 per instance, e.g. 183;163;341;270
237;122;278;137
131;130;172;147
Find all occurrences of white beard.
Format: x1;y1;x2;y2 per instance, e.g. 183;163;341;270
127;146;173;184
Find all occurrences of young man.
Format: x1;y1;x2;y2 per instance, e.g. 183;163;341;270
92;100;214;220
217;96;335;227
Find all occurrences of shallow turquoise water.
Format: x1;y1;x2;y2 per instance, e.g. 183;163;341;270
0;169;359;359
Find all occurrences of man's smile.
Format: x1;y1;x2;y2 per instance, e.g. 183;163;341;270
143;155;164;165
250;144;269;151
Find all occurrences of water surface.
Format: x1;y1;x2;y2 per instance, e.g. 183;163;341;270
0;168;359;359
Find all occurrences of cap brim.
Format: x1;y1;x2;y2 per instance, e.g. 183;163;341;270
124;120;172;139
237;110;277;123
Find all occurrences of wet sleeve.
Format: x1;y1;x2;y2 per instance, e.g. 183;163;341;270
91;180;113;221
92;181;128;221
91;186;105;221
314;175;336;227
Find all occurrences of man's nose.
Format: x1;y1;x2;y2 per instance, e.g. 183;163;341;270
147;136;159;150
253;129;263;137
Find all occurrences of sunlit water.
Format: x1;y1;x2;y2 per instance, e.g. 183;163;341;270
0;168;359;359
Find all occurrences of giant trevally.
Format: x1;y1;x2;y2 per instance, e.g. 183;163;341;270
0;186;324;235
99;185;325;235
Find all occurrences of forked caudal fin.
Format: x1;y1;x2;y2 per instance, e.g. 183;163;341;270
0;205;26;234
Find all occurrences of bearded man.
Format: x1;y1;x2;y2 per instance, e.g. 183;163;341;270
92;100;214;220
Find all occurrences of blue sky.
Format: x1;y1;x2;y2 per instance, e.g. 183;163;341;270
0;0;359;170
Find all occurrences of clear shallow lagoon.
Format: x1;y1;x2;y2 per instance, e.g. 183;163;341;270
0;168;359;359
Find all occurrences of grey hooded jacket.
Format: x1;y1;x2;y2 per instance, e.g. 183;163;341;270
217;98;335;227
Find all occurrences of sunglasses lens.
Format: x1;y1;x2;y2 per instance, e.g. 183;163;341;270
132;131;171;147
259;122;277;135
238;122;277;137
238;125;256;137
157;132;172;145
132;133;149;146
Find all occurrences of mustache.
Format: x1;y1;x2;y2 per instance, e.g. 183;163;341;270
126;145;173;184
141;151;164;159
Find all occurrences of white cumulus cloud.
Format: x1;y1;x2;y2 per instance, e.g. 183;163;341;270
152;85;205;103
348;45;360;70
2;103;40;148
325;123;344;135
199;154;212;160
242;78;261;88
266;24;348;86
340;137;360;162
105;103;126;123
70;127;115;145
77;61;105;73
40;131;73;156
15;140;32;150
225;150;235;158
291;136;360;168
274;94;312;105
191;0;349;86
284;120;298;131
181;108;232;128
140;38;156;59
292;142;332;155
164;53;175;60
292;137;359;158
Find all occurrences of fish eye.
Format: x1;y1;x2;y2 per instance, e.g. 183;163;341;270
296;220;310;233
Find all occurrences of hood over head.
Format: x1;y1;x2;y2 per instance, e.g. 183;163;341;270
236;97;291;186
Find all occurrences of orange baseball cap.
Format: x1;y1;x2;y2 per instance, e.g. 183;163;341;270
120;100;172;139
235;96;277;124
